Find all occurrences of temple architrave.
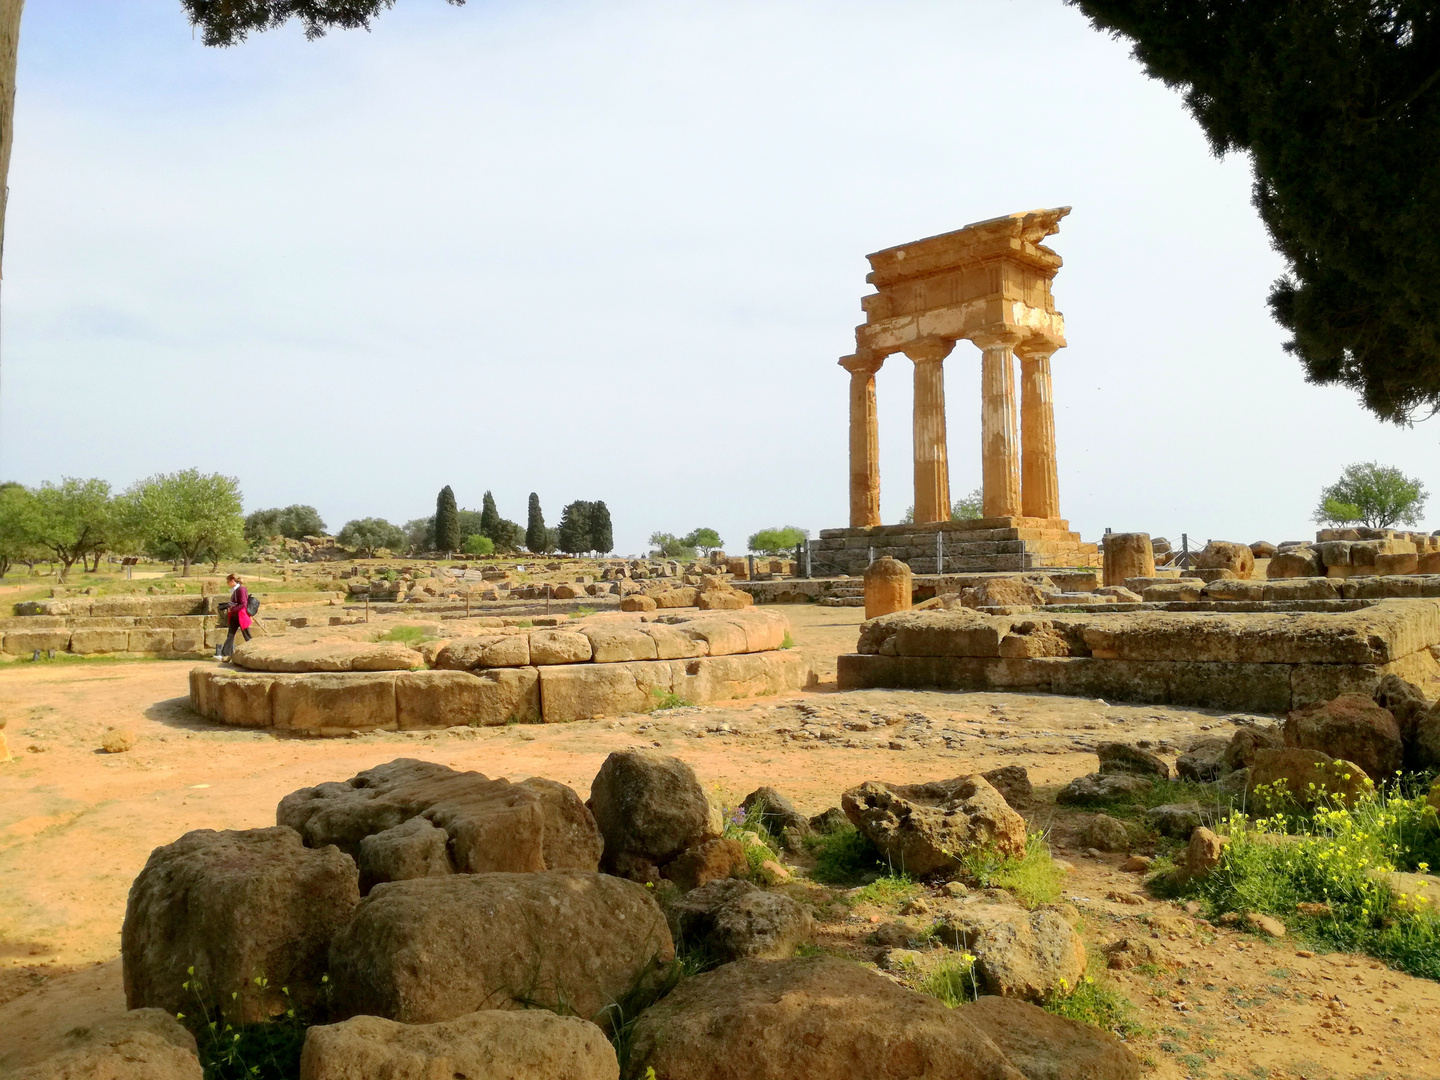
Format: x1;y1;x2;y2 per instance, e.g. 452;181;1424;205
813;208;1099;576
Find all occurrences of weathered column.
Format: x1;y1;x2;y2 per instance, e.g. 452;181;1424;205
904;337;955;525
1018;342;1061;521
840;353;882;528
973;333;1022;519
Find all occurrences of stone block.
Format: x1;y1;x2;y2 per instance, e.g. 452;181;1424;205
1102;533;1153;587
271;673;400;733
70;628;131;654
638;623;707;659
394;668;540;728
1377;553;1420;576
128;630;174;653
1263;578;1339;601
1141;582;1203;602
537;661;678;722
1203;579;1266;602
170;629;207;654
527;630;593;665
190;667;276;727
673;652;808;704
583;626;660;664
2;629;72;654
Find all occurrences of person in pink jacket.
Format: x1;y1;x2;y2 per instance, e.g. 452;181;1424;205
217;573;253;660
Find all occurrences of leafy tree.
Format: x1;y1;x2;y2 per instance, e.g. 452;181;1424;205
0;482;40;577
403;516;434;554
557;501;593;555
525;493;546;554
122;469;245;577
244;504;326;542
337;517;406;557
902;488;984;524
181;0;466;47
491;518;525;554
542;526;559;554
1066;0;1440;422
683;527;723;555
648;532;697;560
31;478;114;582
462;533;495;557
455;509;485;540
747;526;810;555
434;485;460;554
479;491;502;540
589;501;614;555
1312;462;1427;528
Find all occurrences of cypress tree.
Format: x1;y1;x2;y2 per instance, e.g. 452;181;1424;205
556;500;591;555
525;493;546;553
590;501;614;555
434;485;460;554
479;491;501;541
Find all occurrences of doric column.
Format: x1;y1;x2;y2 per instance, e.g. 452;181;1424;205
973;332;1022;519
903;337;955;525
840;353;883;528
1018;341;1061;521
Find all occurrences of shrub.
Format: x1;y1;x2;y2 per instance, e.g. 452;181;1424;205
959;832;1065;909
747;526;809;555
462;534;495;557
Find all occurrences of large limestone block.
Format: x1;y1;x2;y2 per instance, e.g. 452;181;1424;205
1263;577;1339;601
1268;548;1325;578
1282;693;1403;780
842;775;1025;876
69;628;131;654
961;997;1141;1080
12;1009;201;1080
638;622;707;659
937;905;1085;1002
1203;579;1266;602
271;672;400;733
1102;533;1154;587
538;660;679;722
1140;581;1204;602
673;652;808;704
1377;552;1420;575
326;871;674;1027
864;556;912;619
122;827;359;1023
298;1011;618;1080
1195;540;1255;579
696;589;753;610
171;628;206;654
663;879;812;962
589;750;713;877
627;956;1025;1080
528;630;593;665
128;630;174;653
188;667;276;727
582;625;659;663
655;587;699;608
394;668;540;728
858;610;1009;659
435;634;531;669
232;638;421;672
278;758;601;874
357;817;453;893
3;629;72;654
1080;610;1391;665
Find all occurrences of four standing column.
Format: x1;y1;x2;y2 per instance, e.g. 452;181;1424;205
841;354;882;528
1018;343;1061;521
903;337;956;525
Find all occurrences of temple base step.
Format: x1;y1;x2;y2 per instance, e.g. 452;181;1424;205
809;521;1099;577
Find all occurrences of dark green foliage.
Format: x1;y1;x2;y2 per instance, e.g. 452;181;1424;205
683;527;723;555
747;526;809;555
182;0;466;48
242;504;325;542
804;824;887;884
556;501;592;555
525;492;546;553
590;501;613;554
542;525;559;553
455;509;484;540
479;491;501;540
336;517;405;557
402;516;433;554
648;532;696;559
434;485;460;554
492;518;526;554
1067;0;1440;422
1313;461;1427;527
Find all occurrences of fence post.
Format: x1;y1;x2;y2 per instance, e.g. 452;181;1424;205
747;554;755;580
936;531;943;576
804;540;812;579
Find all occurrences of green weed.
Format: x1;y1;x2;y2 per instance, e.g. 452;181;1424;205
648;688;692;711
178;969;307;1080
960;832;1066;908
570;606;598;618
780;630;795;649
1060;777;1224;815
1041;974;1145;1040
849;872;922;908
374;624;429;645
916;953;979;1007
803;824;887;885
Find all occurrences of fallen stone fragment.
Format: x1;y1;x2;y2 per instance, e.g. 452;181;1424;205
1096;742;1169;779
936;905;1086;1001
961;995;1141;1080
842;774;1025;875
589;750;713;880
663;878;812;963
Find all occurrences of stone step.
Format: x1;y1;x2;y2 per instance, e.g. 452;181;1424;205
818;596;866;607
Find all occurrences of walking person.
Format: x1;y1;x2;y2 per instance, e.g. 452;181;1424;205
217;573;253;660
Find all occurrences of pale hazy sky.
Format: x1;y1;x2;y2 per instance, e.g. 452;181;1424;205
1;0;1436;555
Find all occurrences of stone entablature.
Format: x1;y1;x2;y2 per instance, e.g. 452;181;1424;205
840;209;1071;531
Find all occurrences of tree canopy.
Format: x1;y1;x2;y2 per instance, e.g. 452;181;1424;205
525;493;547;554
181;0;466;47
747;526;809;555
649;532;696;560
337;517;406;557
434;486;460;553
244;504;326;542
1312;461;1427;528
684;527;723;555
123;469;245;577
1067;0;1440;422
0;482;41;577
31;478;116;581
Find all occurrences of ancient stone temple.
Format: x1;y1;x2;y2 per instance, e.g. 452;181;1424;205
814;209;1099;575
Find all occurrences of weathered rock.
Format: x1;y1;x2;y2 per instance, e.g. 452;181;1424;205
1248;748;1372;807
1102;533;1154;588
1145;803;1205;838
1223;725;1283;770
696;589;752;610
232;637;423;673
1283;694;1403;781
552;584;580;600
589;751;713;879
101;727;138;753
961;576;1055;609
1054;773;1151;805
809;807;848;834
122;827;359;1023
1195;541;1255;579
435;634;530;670
621;595;658;612
1177;827;1227;879
582;626;659;664
528;630;593;665
739;786;810;836
298;1010;618;1080
357;816;454;893
654;587;700;608
327;871;674;1027
937;905;1086;1001
842;775;1025;876
1267;549;1324;578
1096;742;1169;779
1249;541;1277;559
864;556;912;620
1175;736;1231;782
1082;814;1129;852
1414;707;1440;771
13;1010;201;1080
277;758;602;874
626;955;1025;1080
662;838;748;892
1103;937;1173;971
1372;673;1430;745
1093;585;1143;603
980;765;1033;810
663;878;812;963
961;996;1141;1080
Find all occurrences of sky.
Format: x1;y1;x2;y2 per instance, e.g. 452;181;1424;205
0;0;1436;557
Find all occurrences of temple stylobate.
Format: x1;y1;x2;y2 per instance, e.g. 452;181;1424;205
816;209;1098;576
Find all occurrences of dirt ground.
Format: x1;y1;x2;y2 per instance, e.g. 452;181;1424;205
2;603;1439;1079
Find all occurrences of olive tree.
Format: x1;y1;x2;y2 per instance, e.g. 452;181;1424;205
123;469;245;577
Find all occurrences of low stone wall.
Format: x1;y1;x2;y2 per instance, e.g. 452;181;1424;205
811;518;1100;576
13;591;343;617
837;600;1440;713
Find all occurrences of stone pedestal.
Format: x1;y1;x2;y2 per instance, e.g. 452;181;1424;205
1103;533;1155;587
905;338;955;525
864;556;913;620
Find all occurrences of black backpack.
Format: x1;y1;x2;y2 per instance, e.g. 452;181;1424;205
246;594;260;617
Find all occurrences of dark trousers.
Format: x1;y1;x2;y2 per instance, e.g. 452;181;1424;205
221;625;251;657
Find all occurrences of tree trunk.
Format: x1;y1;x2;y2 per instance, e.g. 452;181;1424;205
181;554;191;577
0;0;22;280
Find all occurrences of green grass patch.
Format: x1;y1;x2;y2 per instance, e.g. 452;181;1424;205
374;624;430;645
912;953;979;1007
648;688;692;711
1042;974;1146;1040
1;652;169;666
803;824;887;885
720;808;780;879
849;871;921;908
569;606;598;619
960;832;1066;909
